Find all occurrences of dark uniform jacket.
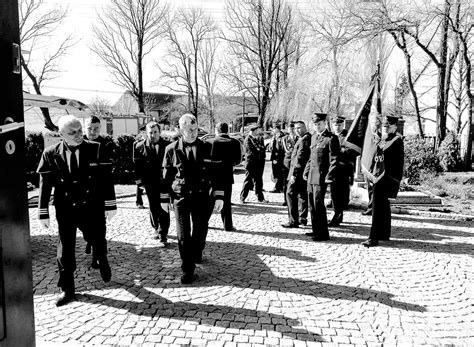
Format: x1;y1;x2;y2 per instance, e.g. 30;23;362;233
37;140;117;220
304;129;340;185
206;134;242;185
376;133;404;198
161;138;225;202
282;134;298;169
243;134;266;170
288;132;311;179
270;133;285;164
335;129;357;183
133;137;170;187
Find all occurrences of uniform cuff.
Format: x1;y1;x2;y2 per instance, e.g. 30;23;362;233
104;200;117;210
38;208;49;219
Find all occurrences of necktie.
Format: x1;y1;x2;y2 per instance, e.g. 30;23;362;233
187;145;195;162
69;146;79;181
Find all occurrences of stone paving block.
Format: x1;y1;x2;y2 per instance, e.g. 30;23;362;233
31;192;474;346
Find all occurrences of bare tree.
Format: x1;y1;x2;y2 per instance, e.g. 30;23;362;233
349;0;459;143
446;0;473;168
19;0;74;131
91;0;168;114
198;37;221;129
222;0;298;127
88;96;111;116
303;2;361;120
158;7;218;120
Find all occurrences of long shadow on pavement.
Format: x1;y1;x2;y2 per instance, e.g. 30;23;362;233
32;232;425;343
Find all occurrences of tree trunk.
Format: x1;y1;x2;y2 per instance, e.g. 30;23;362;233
402;41;424;137
461;37;473;169
137;39;144;114
21;55;58;131
194;50;199;119
436;0;450;145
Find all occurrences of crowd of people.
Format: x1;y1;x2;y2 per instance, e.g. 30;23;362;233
36;111;404;307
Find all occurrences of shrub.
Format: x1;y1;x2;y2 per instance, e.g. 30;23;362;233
404;135;441;185
112;134;136;184
25;132;44;187
437;132;463;172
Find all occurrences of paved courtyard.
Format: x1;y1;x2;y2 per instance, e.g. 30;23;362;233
30;172;474;346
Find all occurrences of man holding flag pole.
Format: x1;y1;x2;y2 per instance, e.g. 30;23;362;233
344;67;405;247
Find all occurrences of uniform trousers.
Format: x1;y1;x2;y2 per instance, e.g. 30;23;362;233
56;205;107;293
272;162;285;191
220;185;234;231
331;174;350;214
282;165;290;204
173;191;213;275
286;176;308;225
240;160;265;201
144;184;170;237
308;183;329;239
369;180;391;241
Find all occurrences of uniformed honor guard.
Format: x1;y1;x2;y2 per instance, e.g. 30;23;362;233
304;113;340;241
37;115;117;306
269;123;285;193
361;114;404;247
281;122;298;206
161;114;224;284
329;116;357;226
84;115;116;267
240;124;268;203
206;122;242;231
282;121;311;228
133;121;170;244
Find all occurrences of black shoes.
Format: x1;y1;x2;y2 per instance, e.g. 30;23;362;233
91;257;99;269
328;214;343;227
281;223;299;228
225;227;237;232
56;291;76;307
361;239;379;247
269;189;282;193
194;254;203;264
99;258;112;283
159;236;168;245
180;273;196;284
312;236;330;241
361;209;372;216
299;220;307;226
305;232;315;236
281;202;287;206
136;204;146;209
258;199;269;203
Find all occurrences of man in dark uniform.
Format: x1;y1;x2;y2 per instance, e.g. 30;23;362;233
240;124;267;203
161;114;224;284
282;121;311;228
269;123;285;193
206;122;242;231
133;121;170;244
303;113;340;241
362;114;404;247
281;121;298;206
329;116;357;226
37;115;117;306
84;115;116;267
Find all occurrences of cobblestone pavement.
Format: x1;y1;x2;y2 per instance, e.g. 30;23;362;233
31;177;474;346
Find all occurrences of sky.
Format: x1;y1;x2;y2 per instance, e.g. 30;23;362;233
23;0;227;107
22;0;325;108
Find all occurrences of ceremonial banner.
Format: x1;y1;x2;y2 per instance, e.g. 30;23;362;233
344;81;376;154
